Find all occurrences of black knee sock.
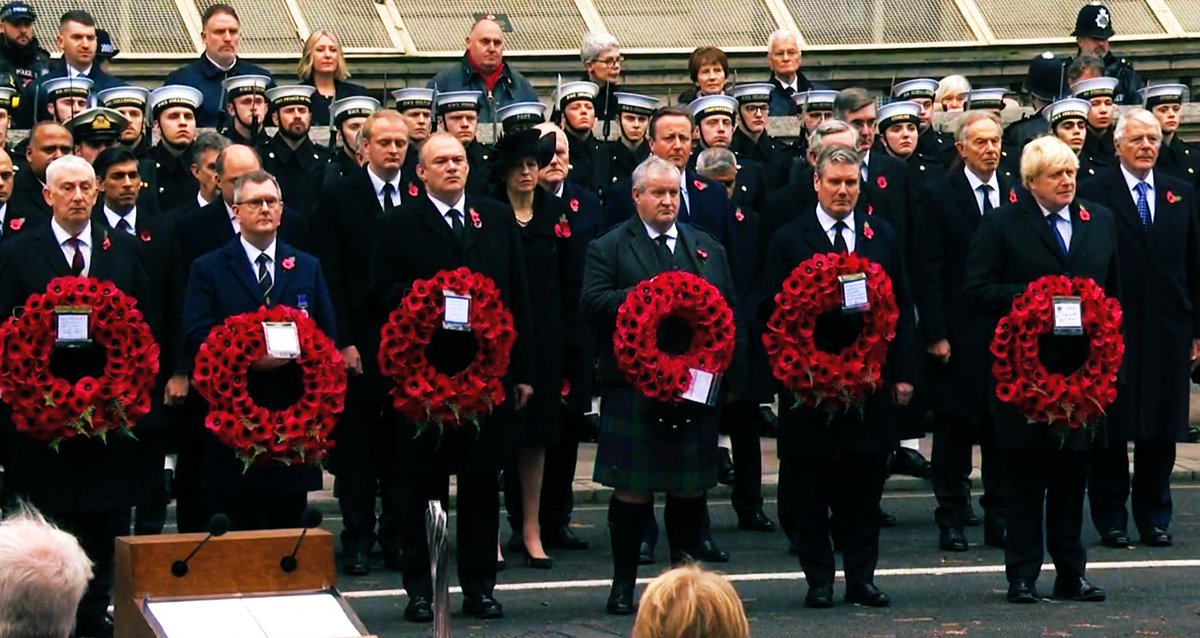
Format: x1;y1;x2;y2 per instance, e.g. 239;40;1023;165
664;495;705;559
609;498;652;584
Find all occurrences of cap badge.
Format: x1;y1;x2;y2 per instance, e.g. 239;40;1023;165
1096;8;1110;28
92;114;111;130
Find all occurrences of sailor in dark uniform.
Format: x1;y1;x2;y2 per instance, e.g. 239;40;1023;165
790;89;837;159
1073;77;1119;170
1142;83;1200;191
12;75;89;161
1048;97;1103;179
260;84;332;212
604;91;657;190
219;74;270;148
894;78;955;166
1003;53;1066;157
64;107;127;164
435;89;494;196
0;86;16;159
555;80;605;197
729;82;793;188
97;85;151;159
874;100;941;186
146;85;203;212
324;95;380;183
392;87;434;152
496;100;547;136
688;94;767;212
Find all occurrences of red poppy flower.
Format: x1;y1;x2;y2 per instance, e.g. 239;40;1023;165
569;198;580;212
470;208;482;229
693;179;707;191
8;217;22;232
876;176;887;189
696;248;708;260
1167;190;1180;204
408;183;419;197
863;222;874;240
1009;188;1018;204
734;209;744;222
554;217;571;239
101;234;111;251
139;230;151;243
1078;206;1091;222
281;256;296;271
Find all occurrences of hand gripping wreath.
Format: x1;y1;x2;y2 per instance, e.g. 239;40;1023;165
193;305;347;469
763;253;899;414
990;275;1123;439
0;276;159;448
379;267;517;433
613;271;736;403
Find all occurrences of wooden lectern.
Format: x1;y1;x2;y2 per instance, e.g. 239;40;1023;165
114;529;374;638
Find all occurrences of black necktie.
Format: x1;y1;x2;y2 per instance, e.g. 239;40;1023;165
653;234;673;270
382;183;397;215
447;209;464;238
67;237;85;275
978;184;993;215
831;220;849;254
256;253;273;303
116;217;132;234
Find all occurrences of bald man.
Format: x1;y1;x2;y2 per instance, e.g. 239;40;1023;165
426;17;536;123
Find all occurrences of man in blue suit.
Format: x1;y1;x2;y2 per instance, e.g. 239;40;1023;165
181;169;337;531
14;10;123;128
163;4;273;129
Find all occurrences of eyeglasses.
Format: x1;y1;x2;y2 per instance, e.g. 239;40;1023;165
743;105;768;114
594;56;625;67
235;197;282;210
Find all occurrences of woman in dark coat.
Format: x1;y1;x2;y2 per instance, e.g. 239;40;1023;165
493;128;582;569
297;30;369;127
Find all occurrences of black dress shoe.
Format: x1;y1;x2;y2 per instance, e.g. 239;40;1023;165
1140;527;1172;547
638;541;656;565
939;527;969;552
877;509;897;527
543;525;591;550
890;448;933;479
1052;576;1105;602
496;557;506;571
606;581;636;615
758;405;779;438
718;447;735;485
845;582;890;607
962;504;981;527
524;551;554;569
75;616;114;638
462;593;504;619
804;582;834;608
694;537;730;562
737;509;777;532
1100;528;1130;548
404;596;434;623
984;526;1007;549
340;546;370;576
1007;580;1039;604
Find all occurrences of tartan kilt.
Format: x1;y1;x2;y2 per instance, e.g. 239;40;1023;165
593;386;719;493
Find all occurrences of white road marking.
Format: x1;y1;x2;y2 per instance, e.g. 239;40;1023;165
341;558;1200;599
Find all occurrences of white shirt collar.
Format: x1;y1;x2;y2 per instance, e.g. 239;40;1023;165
815;205;854;234
205;53;236;72
1120;164;1155;194
427;191;467;216
861;149;871;169
367;166;403;198
67;64;92;78
51;218;90;246
552;181;565;198
240;235;276;266
1037;202;1070;221
641;220;678;241
198;191;212;208
0;203;8;224
775;74;798;92
103;205;137;232
224;201;240;234
963;165;1000;194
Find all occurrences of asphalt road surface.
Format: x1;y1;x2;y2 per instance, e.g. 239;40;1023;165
301;484;1200;637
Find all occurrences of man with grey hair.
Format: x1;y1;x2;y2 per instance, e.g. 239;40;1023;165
427;16;536;123
765;118;858;248
185;131;229;212
581;31;621;121
0;154;150;638
763;143;916;609
765;29;811;116
1078;108;1200;551
582;154;743;616
0;506;94;638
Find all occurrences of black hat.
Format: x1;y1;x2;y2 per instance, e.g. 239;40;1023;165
1073;3;1115;39
65;107;129;144
96;29;118;60
491;128;556;183
1025;52;1066;102
0;2;34;23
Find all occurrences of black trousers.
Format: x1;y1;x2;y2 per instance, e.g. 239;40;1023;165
931;411;1006;530
206;490;308;531
133;428;171;535
54;509;131;630
1088;438;1176;535
400;470;498;600
1003;449;1089;584
504;407;583;532
786;451;887;585
724;400;763;513
778;458;796;543
332;396;405;554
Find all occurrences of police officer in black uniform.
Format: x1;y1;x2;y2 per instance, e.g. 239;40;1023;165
97;86;151;159
220;74;270;147
1068;2;1142;105
0;1;47;91
147;85;203;212
434;90;494;195
1143;83;1200;191
604;91;657;190
730;83;793;188
1003;53;1067;156
556;80;605;198
261;84;332;212
894;78;955;166
1074;76;1119;170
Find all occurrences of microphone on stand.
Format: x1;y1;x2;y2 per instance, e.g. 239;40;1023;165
280;507;323;573
171;514;230;577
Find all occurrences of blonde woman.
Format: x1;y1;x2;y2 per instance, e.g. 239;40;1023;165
633;565;749;638
298;30;368;126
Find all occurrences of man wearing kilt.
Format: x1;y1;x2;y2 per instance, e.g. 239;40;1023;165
581;155;745;616
761;143;917;608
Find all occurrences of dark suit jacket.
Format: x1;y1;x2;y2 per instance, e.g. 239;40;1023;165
580;217;746;394
175;199;310;267
0;196;44;243
558;181;603;411
0;222;150;512
15;62;125;127
915;167;1015;416
1078;168;1200;442
962;195;1120;451
762;211;917;456
304;78;369;127
8;168;50;220
367;193;535;474
603;169;734;245
181;237;336;493
151;142;199;213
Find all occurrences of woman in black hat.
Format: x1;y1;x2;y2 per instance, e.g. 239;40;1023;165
491;128;582;570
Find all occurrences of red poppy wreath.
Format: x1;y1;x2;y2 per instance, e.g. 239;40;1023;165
0;276;159;448
192;305;347;469
378;267;517;433
612;271;736;403
763;252;899;415
990;275;1123;441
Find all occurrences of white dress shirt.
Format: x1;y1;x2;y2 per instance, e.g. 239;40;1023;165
427;192;469;229
103;205;138;234
678;169;691;216
1120;164;1156;222
816;205;855;253
66;64;92;79
1038;203;1073;251
240;236;277;281
197;191;213;208
642;220;679;254
368;166;404;211
964;166;1000;214
774;75;799;93
224;202;240;235
205;53;236;72
51;219;91;276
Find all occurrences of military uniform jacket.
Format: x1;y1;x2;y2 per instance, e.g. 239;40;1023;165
730;128;794;189
1001;107;1049;158
223;126;270;149
962;195;1120;451
605;139;649;192
1156;136;1200;192
366;193;535;474
1078;169;1200;442
917;125;957;167
151;142;199;214
15;62;125;128
762;210;917;456
0;223;152;512
465;139;495;197
261;134;333;215
566;131;606;199
1083;125;1116;169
